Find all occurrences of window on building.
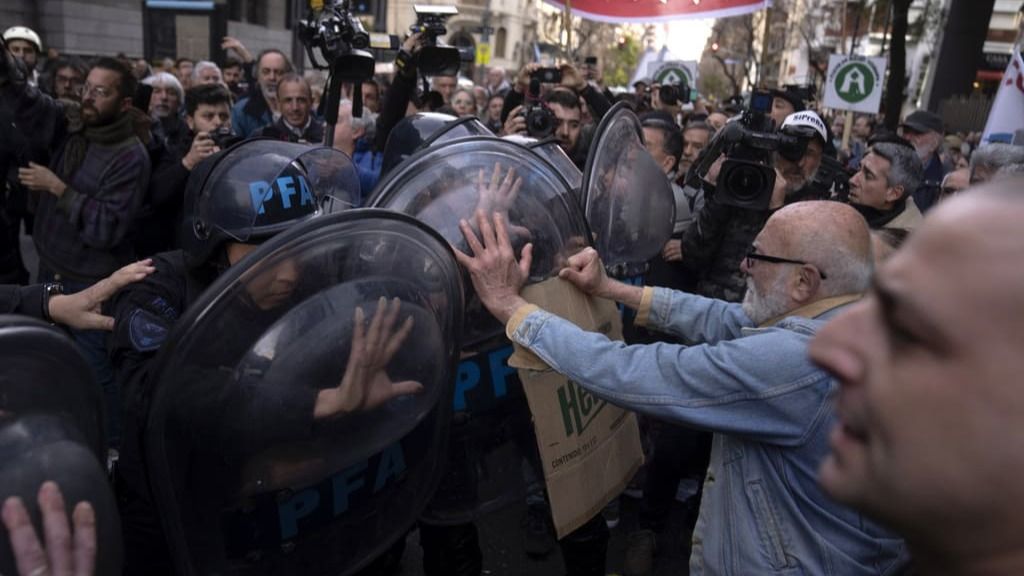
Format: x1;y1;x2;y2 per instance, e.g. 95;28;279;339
495;27;507;58
228;0;243;21
246;0;267;26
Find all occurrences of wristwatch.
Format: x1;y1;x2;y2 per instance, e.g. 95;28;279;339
41;282;64;323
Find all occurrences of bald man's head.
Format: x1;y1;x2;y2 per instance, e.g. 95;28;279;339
810;178;1024;570
740;201;872;324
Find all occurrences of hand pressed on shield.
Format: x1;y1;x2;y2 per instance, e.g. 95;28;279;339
2;481;97;576
453;210;533;324
475;162;522;215
49;259;156;331
314;297;421;420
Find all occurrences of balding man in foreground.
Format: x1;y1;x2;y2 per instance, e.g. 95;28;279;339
455;202;909;575
810;180;1024;576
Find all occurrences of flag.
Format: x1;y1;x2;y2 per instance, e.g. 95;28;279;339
982;46;1024;145
542;0;769;23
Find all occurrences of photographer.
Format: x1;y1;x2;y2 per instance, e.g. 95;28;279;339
680;110;827;302
501;62;612;167
135;84;233;257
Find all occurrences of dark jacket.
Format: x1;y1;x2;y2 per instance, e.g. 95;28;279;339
231;88;274;139
913;153;945;214
681;182;770;303
255;115;325;144
0;283;44;319
34;134;150;282
135;118;193;258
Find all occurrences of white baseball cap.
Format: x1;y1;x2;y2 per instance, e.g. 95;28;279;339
781;110;828;144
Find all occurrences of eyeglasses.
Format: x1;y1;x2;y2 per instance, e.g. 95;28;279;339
745;246;827;279
79;83;113;99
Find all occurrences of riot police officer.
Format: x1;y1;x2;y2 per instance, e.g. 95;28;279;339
108;139;362;576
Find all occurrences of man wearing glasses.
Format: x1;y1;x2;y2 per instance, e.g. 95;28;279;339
13;56;150;446
454;200;910;575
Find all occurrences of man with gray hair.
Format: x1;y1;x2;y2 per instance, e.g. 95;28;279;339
142;72;190;163
848;141;925;231
190;60;223;86
455;201;909;575
969;143;1024;185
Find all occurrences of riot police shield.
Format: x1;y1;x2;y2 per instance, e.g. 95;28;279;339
367;137;589;523
503;134;583;194
145;210;464;576
368;136;586;347
380;113;492;176
0;316;105;458
0;318;122;575
581;102;676;276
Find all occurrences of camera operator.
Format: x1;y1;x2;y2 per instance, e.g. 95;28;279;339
769;85;809;129
135;84;234;258
680;110;827;302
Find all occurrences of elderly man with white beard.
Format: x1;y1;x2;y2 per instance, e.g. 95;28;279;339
453;201;910;575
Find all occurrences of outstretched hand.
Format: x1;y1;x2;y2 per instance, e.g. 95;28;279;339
314;297;421;419
453;211;533;324
49;259;156;331
2;481;97;576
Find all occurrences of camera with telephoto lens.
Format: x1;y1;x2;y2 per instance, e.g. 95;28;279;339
687;90;812;210
411;4;460;77
519;78;556;139
298;0;374;80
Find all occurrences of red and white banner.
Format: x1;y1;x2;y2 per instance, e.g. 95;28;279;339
542;0;769;23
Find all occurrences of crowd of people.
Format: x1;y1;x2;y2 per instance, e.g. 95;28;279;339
2;17;1024;576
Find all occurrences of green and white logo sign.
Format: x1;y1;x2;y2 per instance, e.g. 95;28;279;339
824;55;888;114
648;60;698;88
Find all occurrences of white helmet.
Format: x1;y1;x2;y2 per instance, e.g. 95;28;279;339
3;26;42;53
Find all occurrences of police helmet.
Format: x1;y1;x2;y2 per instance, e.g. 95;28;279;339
180;139;360;268
381;113;491;175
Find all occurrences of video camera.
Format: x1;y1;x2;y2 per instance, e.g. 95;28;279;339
298;0;374;80
686;90;811;210
411;4;460;77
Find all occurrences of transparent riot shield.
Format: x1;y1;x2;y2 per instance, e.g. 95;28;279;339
145;210;464;576
503;134;584;196
0;316;105;458
368;137;589;523
581;102;676;277
0;318;122;575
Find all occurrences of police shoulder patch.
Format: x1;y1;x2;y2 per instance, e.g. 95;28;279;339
128;308;171;352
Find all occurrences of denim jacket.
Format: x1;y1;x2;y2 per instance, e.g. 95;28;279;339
506;287;909;575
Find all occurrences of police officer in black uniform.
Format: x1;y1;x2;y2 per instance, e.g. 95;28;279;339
108;139;359;576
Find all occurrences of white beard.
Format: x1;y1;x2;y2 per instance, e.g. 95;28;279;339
741;274;793;325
